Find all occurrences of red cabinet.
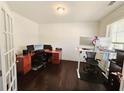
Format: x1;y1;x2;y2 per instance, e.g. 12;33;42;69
52;52;62;64
45;50;62;64
16;54;32;75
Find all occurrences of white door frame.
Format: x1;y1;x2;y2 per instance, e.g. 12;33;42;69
0;2;17;91
120;61;124;91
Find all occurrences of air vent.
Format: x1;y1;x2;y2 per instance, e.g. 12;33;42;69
108;1;116;6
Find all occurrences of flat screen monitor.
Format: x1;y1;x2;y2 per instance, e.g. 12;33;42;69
80;37;93;46
99;37;112;49
27;45;34;52
34;45;43;51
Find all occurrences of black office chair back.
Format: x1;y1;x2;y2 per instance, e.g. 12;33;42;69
32;50;48;62
115;49;124;67
43;44;52;50
43;44;52;59
27;45;34;53
86;52;96;59
55;48;62;51
85;52;98;73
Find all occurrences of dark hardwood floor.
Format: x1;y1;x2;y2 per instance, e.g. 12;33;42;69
17;60;109;91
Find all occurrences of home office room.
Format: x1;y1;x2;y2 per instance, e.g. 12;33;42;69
0;0;124;91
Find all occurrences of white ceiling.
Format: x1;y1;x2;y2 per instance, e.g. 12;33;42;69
7;1;124;24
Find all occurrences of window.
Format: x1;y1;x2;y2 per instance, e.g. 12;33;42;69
106;19;124;49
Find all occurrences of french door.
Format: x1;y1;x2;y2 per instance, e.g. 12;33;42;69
0;3;17;91
120;62;124;91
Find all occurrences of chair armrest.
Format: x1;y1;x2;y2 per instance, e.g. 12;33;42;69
109;59;117;64
96;59;101;61
109;59;117;63
111;60;116;64
111;59;117;61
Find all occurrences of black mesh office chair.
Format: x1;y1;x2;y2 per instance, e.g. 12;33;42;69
43;44;53;59
80;51;106;83
84;51;99;74
32;50;49;70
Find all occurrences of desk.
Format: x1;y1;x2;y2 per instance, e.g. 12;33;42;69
16;53;32;75
16;50;62;74
77;48;116;79
44;50;62;64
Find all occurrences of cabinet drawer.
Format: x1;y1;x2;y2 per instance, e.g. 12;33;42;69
52;53;59;58
24;64;31;74
52;59;61;64
23;55;31;67
52;58;59;60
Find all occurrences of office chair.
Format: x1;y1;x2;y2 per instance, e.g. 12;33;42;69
43;44;53;61
32;50;49;70
43;44;52;50
55;48;62;51
84;51;99;74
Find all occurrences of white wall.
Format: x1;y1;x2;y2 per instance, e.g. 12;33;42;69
39;22;98;61
13;12;40;54
99;5;124;36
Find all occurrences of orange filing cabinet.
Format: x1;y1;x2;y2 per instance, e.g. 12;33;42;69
16;54;32;75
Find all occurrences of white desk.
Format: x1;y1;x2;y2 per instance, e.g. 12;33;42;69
77;48;116;79
77;49;94;78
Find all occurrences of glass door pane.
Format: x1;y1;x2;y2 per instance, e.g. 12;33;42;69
12;36;14;49
6;74;10;90
0;8;17;91
10;35;12;49
9;18;12;33
11;51;14;65
5;55;9;73
9;53;12;68
10;70;12;83
1;9;5;32
8;35;11;50
5;14;9;33
3;33;7;53
8;15;10;33
12;66;15;78
6;34;9;52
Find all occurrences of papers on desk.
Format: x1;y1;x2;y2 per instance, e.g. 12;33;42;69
95;52;110;74
109;52;117;59
103;52;109;61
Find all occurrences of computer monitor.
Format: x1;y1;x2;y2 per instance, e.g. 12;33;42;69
80;37;93;46
34;45;43;51
99;37;112;49
27;45;34;52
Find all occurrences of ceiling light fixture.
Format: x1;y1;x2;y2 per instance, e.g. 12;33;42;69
108;1;116;6
57;7;65;15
